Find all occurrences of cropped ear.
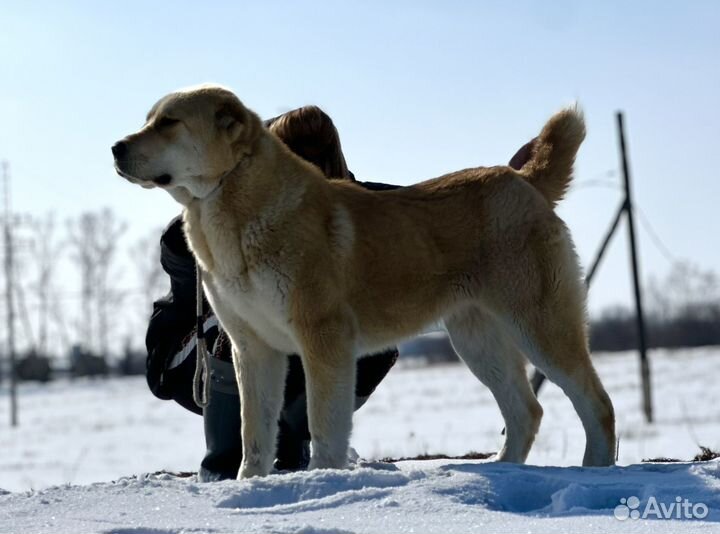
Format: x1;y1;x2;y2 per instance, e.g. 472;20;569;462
215;102;245;143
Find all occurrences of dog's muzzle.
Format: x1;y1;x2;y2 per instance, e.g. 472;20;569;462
112;140;172;186
153;173;172;185
111;141;127;159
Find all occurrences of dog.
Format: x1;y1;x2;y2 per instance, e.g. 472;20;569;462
113;84;616;478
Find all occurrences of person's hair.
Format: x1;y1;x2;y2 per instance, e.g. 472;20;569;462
267;106;352;180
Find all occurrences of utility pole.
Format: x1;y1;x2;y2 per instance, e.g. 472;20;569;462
3;160;18;427
617;112;653;423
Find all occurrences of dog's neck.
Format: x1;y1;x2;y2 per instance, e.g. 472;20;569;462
166;134;263;207
223;130;328;204
182;130;328;274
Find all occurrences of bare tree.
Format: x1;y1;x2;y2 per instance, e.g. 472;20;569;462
67;208;127;356
27;213;62;356
647;261;720;320
1;212;40;355
67;212;98;353
130;227;167;321
94;209;127;357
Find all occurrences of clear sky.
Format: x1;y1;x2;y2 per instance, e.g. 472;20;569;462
1;0;718;333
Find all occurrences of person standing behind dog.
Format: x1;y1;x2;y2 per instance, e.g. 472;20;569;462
144;106;400;481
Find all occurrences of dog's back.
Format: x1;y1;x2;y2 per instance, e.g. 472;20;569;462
326;107;585;348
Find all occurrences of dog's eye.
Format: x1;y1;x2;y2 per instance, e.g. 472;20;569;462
156;117;180;129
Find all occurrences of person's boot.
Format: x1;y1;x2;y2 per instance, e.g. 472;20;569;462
198;357;242;482
199;355;311;478
273;348;399;471
274;392;311;471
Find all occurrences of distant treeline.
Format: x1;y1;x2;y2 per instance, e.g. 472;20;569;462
590;303;720;352
590;262;720;352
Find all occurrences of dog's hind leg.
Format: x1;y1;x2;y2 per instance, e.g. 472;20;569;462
445;308;543;463
297;316;357;470
500;226;616;467
506;309;616;466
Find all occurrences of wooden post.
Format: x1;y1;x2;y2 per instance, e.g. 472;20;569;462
3;161;18;427
616;112;653;423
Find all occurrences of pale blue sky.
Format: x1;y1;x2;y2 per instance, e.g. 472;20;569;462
1;0;718;324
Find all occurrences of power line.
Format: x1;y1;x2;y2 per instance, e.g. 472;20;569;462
571;167;679;266
634;204;678;265
570;169;621;192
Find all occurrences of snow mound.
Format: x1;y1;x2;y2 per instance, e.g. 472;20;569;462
432;461;720;515
2;460;719;533
213;467;421;511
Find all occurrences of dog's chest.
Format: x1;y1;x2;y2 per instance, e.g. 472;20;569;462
184;202;298;353
211;263;298;353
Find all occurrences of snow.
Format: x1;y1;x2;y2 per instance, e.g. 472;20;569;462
3;461;720;533
2;347;720;533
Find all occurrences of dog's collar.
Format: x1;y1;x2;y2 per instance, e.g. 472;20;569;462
201;172;228;199
196;158;248;200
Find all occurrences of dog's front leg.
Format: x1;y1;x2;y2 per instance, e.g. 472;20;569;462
229;332;287;479
299;318;357;470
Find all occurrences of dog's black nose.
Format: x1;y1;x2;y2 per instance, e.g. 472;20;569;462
112;141;127;159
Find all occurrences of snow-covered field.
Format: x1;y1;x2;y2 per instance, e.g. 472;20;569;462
2;347;720;533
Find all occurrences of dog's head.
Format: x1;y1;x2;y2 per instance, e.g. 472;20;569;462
112;84;261;199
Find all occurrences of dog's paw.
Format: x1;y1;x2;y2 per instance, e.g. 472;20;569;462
308;454;350;471
237;462;269;479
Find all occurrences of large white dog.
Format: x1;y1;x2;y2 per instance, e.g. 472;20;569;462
113;84;616;478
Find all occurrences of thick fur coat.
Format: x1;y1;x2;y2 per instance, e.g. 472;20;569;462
114;85;616;478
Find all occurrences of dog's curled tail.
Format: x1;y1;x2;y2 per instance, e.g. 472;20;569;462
519;106;586;207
